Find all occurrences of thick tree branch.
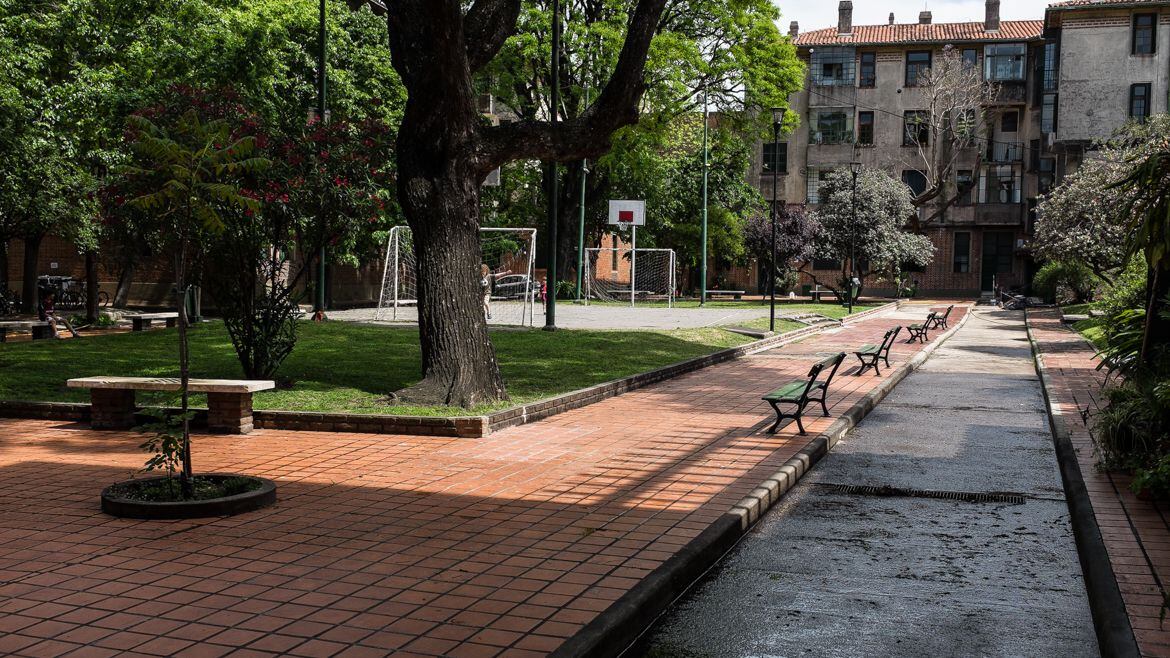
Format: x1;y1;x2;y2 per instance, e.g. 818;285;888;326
476;0;668;172
464;0;522;73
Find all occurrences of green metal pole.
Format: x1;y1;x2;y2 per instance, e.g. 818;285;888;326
700;86;709;306
315;0;327;318
576;159;586;301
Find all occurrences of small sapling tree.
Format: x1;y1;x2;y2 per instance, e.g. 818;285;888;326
117;110;268;497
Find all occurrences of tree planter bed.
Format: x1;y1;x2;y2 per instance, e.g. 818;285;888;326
101;474;276;519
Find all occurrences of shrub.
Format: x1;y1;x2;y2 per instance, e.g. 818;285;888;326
1100;256;1147;316
1093;378;1170;468
1033;260;1098;304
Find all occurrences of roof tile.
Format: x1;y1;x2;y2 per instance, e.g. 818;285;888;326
793;20;1045;47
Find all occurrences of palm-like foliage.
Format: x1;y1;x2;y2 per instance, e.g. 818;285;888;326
1114;143;1170;364
117;110;269;497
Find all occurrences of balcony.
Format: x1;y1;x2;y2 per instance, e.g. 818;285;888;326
808;129;854;146
987;81;1027;105
987;142;1023;163
974;203;1025;226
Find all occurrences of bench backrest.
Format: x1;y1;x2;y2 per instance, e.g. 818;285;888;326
923;311;938;325
810;352;846;390
880;326;901;357
941;304;954;320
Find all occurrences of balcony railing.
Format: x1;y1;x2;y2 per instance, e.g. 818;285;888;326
809;129;854;145
987;142;1023;163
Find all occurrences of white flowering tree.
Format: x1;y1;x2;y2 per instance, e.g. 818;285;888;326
1034;157;1132;282
1035;116;1170;282
805;168;934;299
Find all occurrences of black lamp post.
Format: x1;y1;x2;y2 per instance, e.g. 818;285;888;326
848;159;861;315
769;109;783;333
543;0;561;331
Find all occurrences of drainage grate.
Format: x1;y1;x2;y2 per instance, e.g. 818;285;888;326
817;483;1026;505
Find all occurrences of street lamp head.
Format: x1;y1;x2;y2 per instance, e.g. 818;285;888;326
849;160;862;175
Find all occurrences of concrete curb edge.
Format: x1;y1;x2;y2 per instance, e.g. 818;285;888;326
551;305;972;658
1024;310;1140;658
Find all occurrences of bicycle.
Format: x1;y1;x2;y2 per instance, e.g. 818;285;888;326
0;288;21;316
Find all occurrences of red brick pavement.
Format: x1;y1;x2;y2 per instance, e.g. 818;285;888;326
1029;309;1170;658
0;305;964;658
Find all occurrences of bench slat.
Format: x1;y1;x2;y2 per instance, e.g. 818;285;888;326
67;377;275;394
763;380;807;401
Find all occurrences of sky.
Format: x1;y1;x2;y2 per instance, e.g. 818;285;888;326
777;0;1053;34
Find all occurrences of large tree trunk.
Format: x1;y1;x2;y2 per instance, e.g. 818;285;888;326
20;231;43;314
0;239;9;291
398;164;507;406
114;259;135;308
85;250;99;323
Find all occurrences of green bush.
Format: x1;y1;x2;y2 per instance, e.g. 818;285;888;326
1093;377;1170;468
1033;260;1098;304
1100;257;1148;316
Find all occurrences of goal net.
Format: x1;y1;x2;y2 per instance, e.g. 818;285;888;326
375;226;538;326
584;247;676;307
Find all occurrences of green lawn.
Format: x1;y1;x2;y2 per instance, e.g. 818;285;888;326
0;321;757;416
736;303;880;331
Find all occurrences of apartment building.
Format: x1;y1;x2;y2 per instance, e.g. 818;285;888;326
1044;0;1170;172
761;1;1048;296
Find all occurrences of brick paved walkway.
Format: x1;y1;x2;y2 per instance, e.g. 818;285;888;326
1029;309;1170;657
0;304;964;658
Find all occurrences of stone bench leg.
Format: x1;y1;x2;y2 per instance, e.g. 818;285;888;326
207;392;254;434
91;389;137;429
165;317;178;328
132;318;150;331
31;325;53;340
0;328;7;343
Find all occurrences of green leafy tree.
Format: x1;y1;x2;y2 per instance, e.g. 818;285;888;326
807;168;934;299
116;110;269;497
483;0;805;279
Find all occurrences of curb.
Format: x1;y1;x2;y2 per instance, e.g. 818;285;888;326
0;301;902;439
552;305;971;658
1024;310;1140;658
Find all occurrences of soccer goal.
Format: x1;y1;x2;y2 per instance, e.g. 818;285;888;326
375;226;539;326
584;247;676;307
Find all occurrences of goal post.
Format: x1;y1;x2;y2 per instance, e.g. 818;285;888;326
375;226;538;326
584;247;675;307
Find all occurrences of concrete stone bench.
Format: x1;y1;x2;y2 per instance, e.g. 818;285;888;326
1061;314;1089;324
708;290;746;300
0;321;53;342
131;312;180;331
66;377;275;434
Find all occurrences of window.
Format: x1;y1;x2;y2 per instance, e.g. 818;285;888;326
962;48;978;70
1001;110;1019;132
811;109;852;144
859;52;876;87
905;50;932;87
904;110;929;146
1041;42;1058;93
902;170;927;197
957;170;974;206
1041;93;1057;133
811;47;856;86
806;169;832;204
984;43;1026;81
953;232;971;273
980;166;1022;204
1130;83;1152;120
857;111;874;145
762;142;788;174
1134;13;1157;55
1038;158;1056;195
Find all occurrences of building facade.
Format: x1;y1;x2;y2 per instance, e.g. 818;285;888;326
763;0;1048;297
1045;0;1170;172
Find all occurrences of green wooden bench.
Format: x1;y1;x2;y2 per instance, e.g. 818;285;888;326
927;304;954;330
906;312;937;344
854;326;901;376
762;352;845;435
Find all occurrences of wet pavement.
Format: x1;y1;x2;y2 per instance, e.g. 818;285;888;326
641;307;1099;657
